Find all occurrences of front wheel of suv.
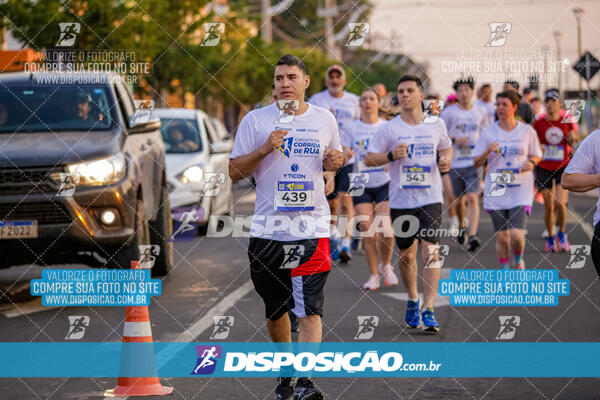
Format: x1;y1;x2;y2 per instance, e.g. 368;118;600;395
149;186;174;277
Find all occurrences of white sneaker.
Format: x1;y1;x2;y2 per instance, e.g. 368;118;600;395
362;274;380;291
515;260;525;270
379;264;399;286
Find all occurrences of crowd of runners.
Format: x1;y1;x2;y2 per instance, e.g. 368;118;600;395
228;54;599;400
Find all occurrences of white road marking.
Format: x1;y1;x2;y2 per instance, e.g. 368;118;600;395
0;297;61;318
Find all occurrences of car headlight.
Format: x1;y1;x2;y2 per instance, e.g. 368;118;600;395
67;154;126;186
178;165;204;184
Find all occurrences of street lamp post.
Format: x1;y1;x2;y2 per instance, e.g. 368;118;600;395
553;30;562;92
572;7;584;92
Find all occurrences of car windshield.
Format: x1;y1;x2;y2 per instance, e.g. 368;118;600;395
0;84;114;132
159;118;203;153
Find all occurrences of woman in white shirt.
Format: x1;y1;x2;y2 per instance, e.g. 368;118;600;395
341;88;398;290
473;91;542;269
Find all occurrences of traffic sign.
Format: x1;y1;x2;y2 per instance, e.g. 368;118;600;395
572;51;600;82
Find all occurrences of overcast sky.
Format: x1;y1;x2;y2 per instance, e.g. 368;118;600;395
369;0;600;96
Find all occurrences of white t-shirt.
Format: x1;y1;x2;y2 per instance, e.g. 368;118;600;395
308;90;360;132
565;129;600;226
440;103;491;169
230;103;342;241
368;116;452;209
473;121;543;210
341;118;390;188
475;99;495;124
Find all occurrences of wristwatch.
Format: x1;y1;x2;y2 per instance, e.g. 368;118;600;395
387;151;395;162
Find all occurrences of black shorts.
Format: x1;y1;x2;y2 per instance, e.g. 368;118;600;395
535;166;565;191
488;206;529;232
327;164;353;200
248;237;331;321
352;182;389;205
390;203;442;250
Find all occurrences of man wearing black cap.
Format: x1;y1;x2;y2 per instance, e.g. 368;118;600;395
533;88;580;252
309;65;360;264
73;92;94;121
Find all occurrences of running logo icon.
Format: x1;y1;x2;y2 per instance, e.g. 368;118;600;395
488;172;515;197
562;100;584;123
56;22;80;47
485;22;511;47
347;173;370;196
191;345;222;375
345;23;370;47
281;244;305;269
496;316;520;340
57;172;80;196
171;207;202;241
422;100;443;123
210;316;234;340
203;172;226;197
425;244;449;269
133;99;155;122
354;316;379;340
65;315;90;340
200;23;224;46
275;100;299;123
138;245;160;269
566;245;590;269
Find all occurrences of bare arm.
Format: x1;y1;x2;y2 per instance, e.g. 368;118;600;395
561;172;600;192
228;129;288;182
473;142;498;168
365;143;408;167
438;146;453;173
228;145;270;182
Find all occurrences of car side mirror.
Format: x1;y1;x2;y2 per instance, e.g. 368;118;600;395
210;140;233;154
128;114;161;134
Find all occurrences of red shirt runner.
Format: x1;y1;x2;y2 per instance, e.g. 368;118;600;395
533;109;578;170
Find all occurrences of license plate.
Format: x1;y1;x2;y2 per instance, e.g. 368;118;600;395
0;221;38;239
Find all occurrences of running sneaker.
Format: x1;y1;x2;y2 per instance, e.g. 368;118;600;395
293;378;323;400
545;237;556;253
275;377;297;400
456;228;467;245
289;311;299;333
449;217;459;237
380;264;399;286
556;232;570;252
362;274;380;291
466;235;481;252
339;246;352;263
421;308;440;334
514;260;525;270
405;298;420;329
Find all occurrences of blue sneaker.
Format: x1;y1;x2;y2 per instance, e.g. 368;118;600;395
421;308;440;334
405;299;420;328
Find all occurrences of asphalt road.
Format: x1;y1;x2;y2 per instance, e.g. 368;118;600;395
0;181;599;399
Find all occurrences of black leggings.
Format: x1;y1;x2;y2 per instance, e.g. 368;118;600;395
592;222;600;278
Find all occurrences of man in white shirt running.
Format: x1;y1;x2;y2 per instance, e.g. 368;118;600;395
366;75;453;334
229;54;343;400
309;65;360;263
562;128;600;279
441;77;491;251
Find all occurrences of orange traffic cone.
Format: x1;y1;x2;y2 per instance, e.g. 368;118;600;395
104;261;173;397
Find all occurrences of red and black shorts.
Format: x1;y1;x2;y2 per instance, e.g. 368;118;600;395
248;237;331;321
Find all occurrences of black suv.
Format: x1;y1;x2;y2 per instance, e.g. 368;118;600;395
0;72;173;276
